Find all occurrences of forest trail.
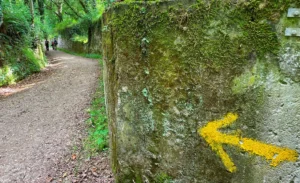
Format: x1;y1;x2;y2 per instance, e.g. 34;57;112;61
0;51;99;182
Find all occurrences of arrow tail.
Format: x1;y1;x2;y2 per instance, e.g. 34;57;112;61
240;138;298;166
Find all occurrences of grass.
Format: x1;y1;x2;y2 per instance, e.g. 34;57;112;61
58;47;102;59
84;60;109;157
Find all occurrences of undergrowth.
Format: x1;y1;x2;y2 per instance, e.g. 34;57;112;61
0;1;47;87
84;61;109;156
0;45;47;87
58;48;101;59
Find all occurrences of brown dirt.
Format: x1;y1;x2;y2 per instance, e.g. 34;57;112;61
0;50;113;183
50;151;114;183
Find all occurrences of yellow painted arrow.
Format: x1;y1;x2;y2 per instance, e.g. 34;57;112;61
198;113;299;173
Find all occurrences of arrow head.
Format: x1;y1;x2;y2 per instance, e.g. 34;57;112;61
198;113;299;173
198;113;239;172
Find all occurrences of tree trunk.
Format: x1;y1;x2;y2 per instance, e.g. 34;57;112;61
0;0;3;28
87;23;93;53
57;0;63;21
38;0;44;22
29;0;34;26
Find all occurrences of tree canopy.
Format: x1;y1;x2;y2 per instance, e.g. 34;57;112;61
0;0;107;44
0;0;109;86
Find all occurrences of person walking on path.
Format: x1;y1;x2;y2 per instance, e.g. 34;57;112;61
45;40;49;51
51;41;55;50
54;39;58;50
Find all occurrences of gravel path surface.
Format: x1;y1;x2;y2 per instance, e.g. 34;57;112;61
0;51;100;183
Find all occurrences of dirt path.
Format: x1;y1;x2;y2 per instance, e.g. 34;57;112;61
0;51;104;182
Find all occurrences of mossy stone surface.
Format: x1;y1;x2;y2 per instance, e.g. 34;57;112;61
102;1;300;182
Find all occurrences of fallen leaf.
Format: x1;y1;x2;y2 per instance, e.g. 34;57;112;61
92;172;99;177
91;167;97;172
46;176;53;183
62;172;68;178
71;154;77;160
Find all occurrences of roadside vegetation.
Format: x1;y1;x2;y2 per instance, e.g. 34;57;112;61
58;48;101;59
0;0;116;160
85;71;108;156
0;0;136;87
0;0;108;87
0;0;47;87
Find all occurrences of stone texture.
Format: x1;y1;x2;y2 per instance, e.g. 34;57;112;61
102;1;300;182
58;37;86;53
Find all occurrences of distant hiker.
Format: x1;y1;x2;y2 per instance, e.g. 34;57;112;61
51;41;55;50
45;40;49;51
54;39;58;50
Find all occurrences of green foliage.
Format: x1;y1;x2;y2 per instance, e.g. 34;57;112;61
1;1;31;42
55;18;78;32
84;75;108;156
42;9;59;39
0;0;47;87
84;53;102;59
22;47;45;71
71;34;88;43
0;46;47;87
55;0;105;40
154;172;173;183
0;65;16;86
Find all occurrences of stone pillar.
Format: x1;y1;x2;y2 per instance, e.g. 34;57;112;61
102;1;300;182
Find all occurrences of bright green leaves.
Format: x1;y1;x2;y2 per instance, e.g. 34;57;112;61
85;80;109;155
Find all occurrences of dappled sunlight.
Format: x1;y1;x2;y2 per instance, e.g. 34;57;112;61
0;82;38;97
48;56;75;66
50;56;75;62
59;56;76;60
0;65;18;86
0;55;69;98
48;61;64;67
0;54;75;98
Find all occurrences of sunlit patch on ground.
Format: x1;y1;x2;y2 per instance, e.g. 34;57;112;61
0;58;62;98
50;56;75;62
0;83;37;97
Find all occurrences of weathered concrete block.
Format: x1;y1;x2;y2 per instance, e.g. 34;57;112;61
102;1;300;182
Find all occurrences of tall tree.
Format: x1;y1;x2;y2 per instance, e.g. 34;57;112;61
0;0;3;28
28;0;35;26
78;0;94;49
45;0;63;22
63;0;82;19
56;0;63;22
37;0;45;21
